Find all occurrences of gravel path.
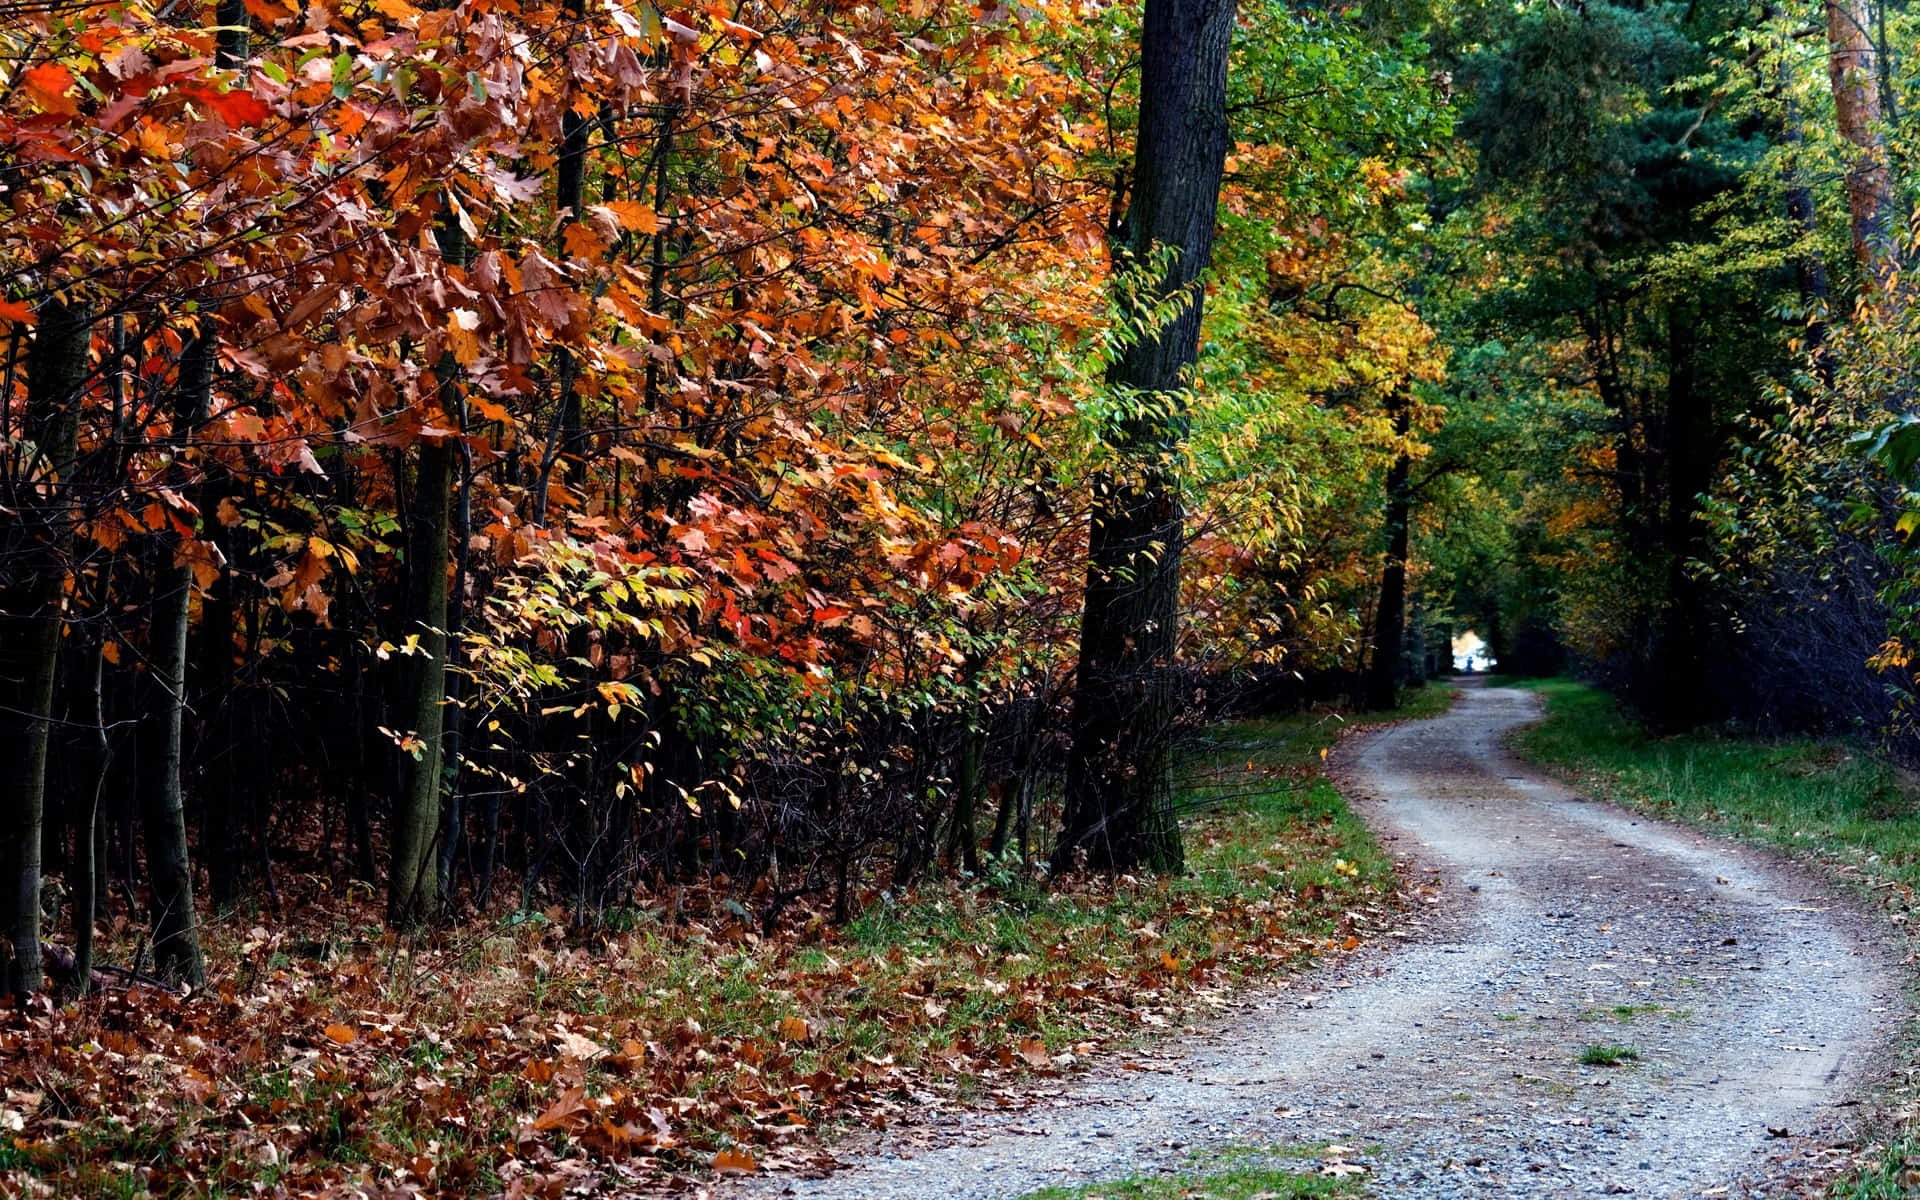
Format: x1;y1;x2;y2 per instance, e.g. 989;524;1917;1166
731;684;1904;1199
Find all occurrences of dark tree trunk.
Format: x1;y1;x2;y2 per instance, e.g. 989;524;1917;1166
1055;0;1238;875
0;299;89;997
389;442;453;926
389;222;468;928
1366;388;1413;712
1650;303;1714;730
945;720;984;875
71;628;109;998
139;332;211;988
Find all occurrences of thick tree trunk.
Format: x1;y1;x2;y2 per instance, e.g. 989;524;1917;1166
1365;389;1413;712
0;299;89;998
1825;0;1896;297
1056;0;1238;875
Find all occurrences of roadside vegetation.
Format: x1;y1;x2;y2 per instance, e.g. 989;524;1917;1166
1513;680;1920;900
0;690;1444;1199
1014;1152;1368;1200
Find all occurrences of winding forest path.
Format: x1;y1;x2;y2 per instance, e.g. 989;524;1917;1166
733;684;1903;1199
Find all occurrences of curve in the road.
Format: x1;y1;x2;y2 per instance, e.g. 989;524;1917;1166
730;684;1902;1200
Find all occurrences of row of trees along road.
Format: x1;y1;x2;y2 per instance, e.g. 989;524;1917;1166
7;0;1918;999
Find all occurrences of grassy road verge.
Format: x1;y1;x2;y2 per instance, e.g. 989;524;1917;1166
1514;679;1920;897
0;689;1448;1200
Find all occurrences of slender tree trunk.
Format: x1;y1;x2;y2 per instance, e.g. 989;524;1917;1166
390;449;453;926
0;299;89;997
555;0;589;460
533;1;592;526
389;222;467;928
436;441;472;898
1366;389;1413;712
197;549;238;911
945;719;984;875
139;333;210;988
1056;0;1238;875
1780;104;1833;379
71;629;108;997
1825;0;1896;297
987;706;1034;860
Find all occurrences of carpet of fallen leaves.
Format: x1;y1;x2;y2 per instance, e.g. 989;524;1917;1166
0;705;1435;1200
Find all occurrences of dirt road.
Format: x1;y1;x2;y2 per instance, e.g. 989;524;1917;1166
734;684;1902;1199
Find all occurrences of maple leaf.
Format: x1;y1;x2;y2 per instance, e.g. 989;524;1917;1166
448;308;483;366
562;222;606;262
597;201;660;235
187;87;272;127
22;64;78;117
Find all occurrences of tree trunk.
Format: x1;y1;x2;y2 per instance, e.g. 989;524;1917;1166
945;720;984;875
1056;0;1238;875
1366;388;1413;712
71;630;108;998
139;333;211;988
389;221;467;928
0;299;89;997
389;442;453;926
1651;303;1714;730
1825;0;1896;297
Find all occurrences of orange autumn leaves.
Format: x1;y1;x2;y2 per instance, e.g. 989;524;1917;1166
0;0;1111;721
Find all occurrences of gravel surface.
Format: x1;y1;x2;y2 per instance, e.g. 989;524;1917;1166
729;684;1905;1199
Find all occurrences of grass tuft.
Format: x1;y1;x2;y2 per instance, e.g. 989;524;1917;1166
1578;1043;1639;1066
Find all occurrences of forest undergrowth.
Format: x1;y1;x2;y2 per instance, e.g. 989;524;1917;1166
0;688;1449;1200
1510;679;1920;1199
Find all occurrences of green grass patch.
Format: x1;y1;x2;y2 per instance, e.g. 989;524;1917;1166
1828;1137;1920;1198
1015;1160;1364;1200
1579;1043;1639;1066
1512;680;1920;891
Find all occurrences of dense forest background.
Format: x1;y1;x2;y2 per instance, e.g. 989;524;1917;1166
0;0;1916;999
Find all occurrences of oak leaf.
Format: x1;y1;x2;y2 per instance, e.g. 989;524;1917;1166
713;1147;757;1174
